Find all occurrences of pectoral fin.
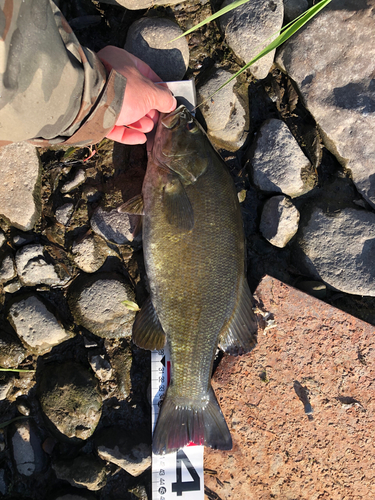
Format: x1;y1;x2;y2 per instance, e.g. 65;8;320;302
163;178;194;232
118;194;144;215
219;277;258;355
132;297;166;350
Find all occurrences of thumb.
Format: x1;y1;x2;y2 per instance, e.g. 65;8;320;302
153;83;177;113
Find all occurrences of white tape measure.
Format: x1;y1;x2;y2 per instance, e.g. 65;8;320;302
151;347;204;500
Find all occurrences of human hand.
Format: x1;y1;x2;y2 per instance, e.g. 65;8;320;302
97;46;177;145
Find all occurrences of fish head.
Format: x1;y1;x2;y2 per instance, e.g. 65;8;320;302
152;105;210;184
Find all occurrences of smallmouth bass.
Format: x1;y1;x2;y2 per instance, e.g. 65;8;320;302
120;105;257;454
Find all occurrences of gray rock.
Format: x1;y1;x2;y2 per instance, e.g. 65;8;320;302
88;353;112;382
38;361;102;440
0;326;27;368
13;233;35;246
11;420;45;476
52;455;107;491
277;0;375;208
260;195;300;247
56;203;74;226
101;0;183;12
0;375;14;400
72;233;115;273
3;280;22;294
299;207;375;296
0;230;5;248
7;295;74;355
0;142;41;231
61;169;86;194
197;69;248;151
96;427;151;477
15;244;68;287
91;206;140;245
69;274;137;339
249;118;315;197
0;254;17;284
124;17;189;82
220;0;283;79
110;343;133;399
283;0;308;23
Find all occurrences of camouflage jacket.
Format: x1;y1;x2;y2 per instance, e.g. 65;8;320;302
0;0;126;148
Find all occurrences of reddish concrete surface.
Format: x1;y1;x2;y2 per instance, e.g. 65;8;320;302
204;275;375;500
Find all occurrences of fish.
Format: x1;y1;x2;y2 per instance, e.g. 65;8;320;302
119;105;258;454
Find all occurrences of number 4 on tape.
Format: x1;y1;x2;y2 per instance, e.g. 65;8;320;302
151;348;204;500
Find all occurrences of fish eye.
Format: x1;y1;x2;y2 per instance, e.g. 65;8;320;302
186;120;198;133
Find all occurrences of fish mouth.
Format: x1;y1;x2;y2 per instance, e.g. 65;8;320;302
161;105;188;129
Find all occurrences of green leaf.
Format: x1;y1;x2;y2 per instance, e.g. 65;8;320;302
0;368;35;373
196;0;332;104
122;300;140;312
0;416;28;429
63;147;77;159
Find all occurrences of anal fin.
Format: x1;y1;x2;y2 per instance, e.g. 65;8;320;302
219;277;258;355
132;297;166;350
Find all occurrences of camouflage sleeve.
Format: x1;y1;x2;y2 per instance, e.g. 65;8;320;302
0;0;126;148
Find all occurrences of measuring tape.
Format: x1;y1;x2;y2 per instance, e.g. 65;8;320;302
151;347;204;500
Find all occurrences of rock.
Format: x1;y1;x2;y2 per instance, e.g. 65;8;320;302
197;69;248;151
0;230;5;248
299;207;375;297
100;0;183;11
110;342;133;399
37;361;102;440
219;0;283;79
260;195;300;247
52;455;106;491
0;254;17;284
0;142;41;230
49;491;97;500
11;420;45;476
96;427;151;477
0;326;27;368
204;275;375;499
61;169;86;194
3;280;22;293
7;295;74;355
283;0;308;23
125;18;189;81
68;273;137;339
0;374;14;400
88;353;112;383
249;118;316;197
277;0;375;208
0;469;7;496
72;233;114;273
56;203;74;226
15;243;68;287
91;206;140;245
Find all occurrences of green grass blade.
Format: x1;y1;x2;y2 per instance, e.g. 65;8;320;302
170;0;251;42
197;0;332;105
0;416;28;429
0;367;35;373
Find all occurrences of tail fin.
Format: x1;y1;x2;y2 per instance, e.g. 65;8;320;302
153;386;232;454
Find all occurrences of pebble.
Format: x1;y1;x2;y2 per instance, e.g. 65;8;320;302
88;353;113;382
0;254;17;284
71;233;114;273
197;69;247;151
37;361;102;440
260;195;300;248
249;118;316;197
96;427;151;476
56;202;74;225
91;206;140;245
0;375;14;400
219;0;283;79
0;230;5;248
0;142;41;231
61;169;86;194
7;295;74;355
15;243;67;287
277;0;375;208
52;455;107;491
299;207;375;296
102;0;182;12
11;420;45;476
68;274;137;339
125;17;189;81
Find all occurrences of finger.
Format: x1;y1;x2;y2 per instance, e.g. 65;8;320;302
146;109;159;125
126;116;155;133
106;125;147;145
151;85;177;113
